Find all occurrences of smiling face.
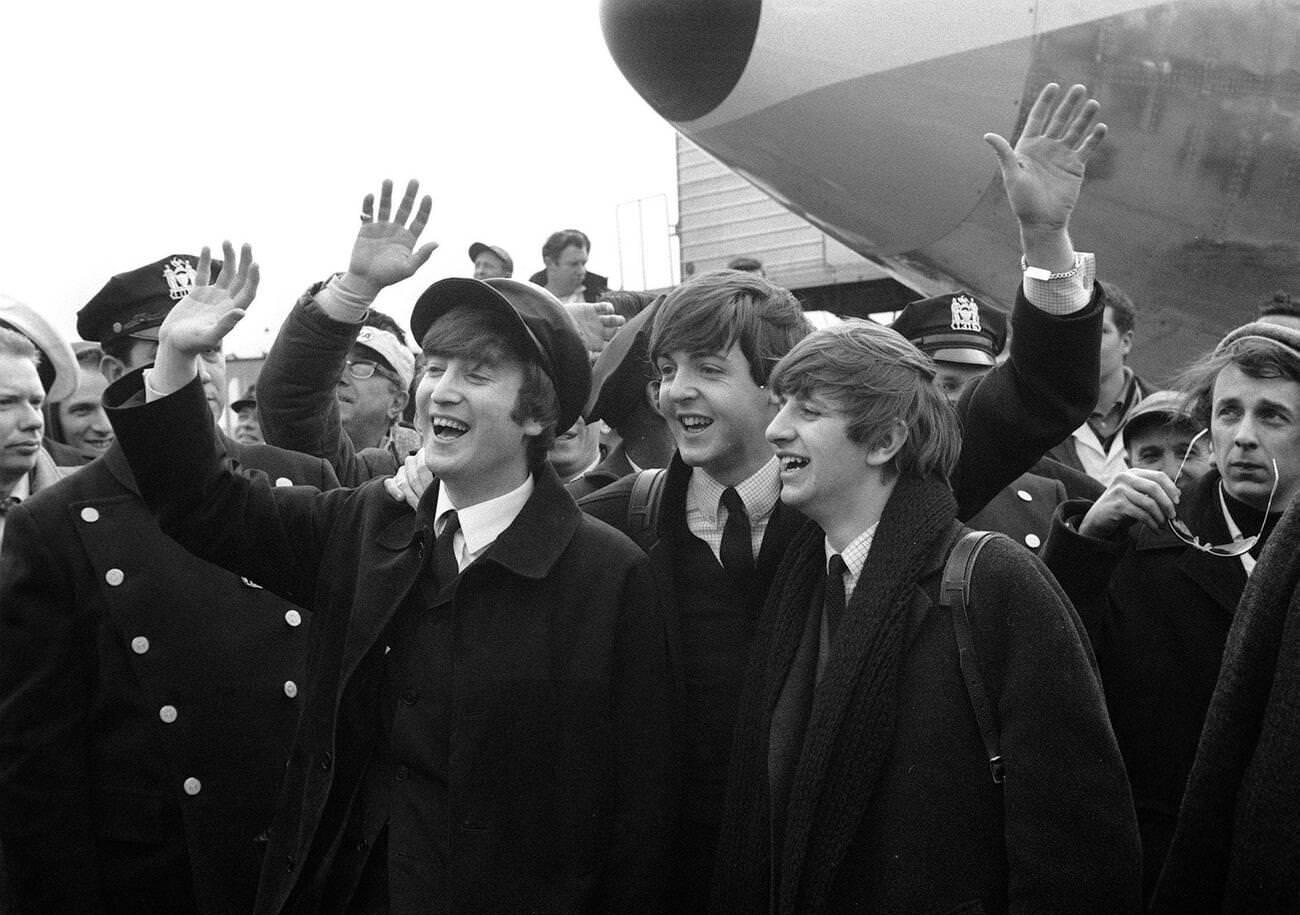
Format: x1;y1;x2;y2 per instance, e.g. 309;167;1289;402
56;364;113;460
0;353;45;489
656;343;777;486
766;390;874;523
473;250;510;280
415;352;541;507
1210;363;1300;511
337;345;405;449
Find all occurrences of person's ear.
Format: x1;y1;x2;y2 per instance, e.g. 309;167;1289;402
864;420;908;468
389;388;409;421
100;354;127;383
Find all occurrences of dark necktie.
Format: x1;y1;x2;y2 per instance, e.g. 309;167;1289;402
433;510;461;588
719;487;754;581
824;554;848;638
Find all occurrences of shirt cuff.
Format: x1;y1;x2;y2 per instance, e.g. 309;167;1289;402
1023;252;1096;316
313;273;374;324
142;367;172;403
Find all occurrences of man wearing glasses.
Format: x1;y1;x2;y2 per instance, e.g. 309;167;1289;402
337;315;417;454
1041;320;1300;904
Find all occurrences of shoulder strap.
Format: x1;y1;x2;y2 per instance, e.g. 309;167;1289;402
627;468;668;552
939;529;1005;784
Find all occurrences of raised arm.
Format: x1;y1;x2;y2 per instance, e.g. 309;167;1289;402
257;179;436;484
954;84;1108;519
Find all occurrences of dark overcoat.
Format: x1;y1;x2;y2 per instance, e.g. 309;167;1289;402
1041;469;1249;898
712;481;1141;915
0;434;336;914
105;373;673;915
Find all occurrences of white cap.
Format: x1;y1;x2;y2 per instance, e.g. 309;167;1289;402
355;325;415;390
0;293;78;402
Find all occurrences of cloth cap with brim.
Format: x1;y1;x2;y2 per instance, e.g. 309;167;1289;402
0;294;78;402
411;277;591;432
76;254;216;347
231;384;257;413
1119;389;1200;438
1216;321;1300;360
355;325;415;390
585;296;662;428
468;242;514;276
890;291;1008;366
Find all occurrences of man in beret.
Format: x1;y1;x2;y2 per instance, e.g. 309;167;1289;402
892;290;1104;551
468;241;513;280
0;253;338;915
104;194;671;913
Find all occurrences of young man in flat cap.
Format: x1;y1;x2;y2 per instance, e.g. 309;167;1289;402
0;254;338;915
1043;319;1300;902
105;227;671;913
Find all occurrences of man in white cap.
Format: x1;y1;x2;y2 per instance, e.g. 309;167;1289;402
468;241;513;280
0;293;81;467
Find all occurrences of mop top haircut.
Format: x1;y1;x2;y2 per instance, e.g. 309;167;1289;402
649;270;811;387
769;319;962;481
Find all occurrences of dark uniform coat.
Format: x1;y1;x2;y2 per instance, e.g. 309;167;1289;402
967;459;1103;553
0;435;337;915
1041;469;1255;900
712;477;1141;915
105;373;673;915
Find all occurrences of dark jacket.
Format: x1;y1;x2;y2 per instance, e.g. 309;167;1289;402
105;372;673;915
712;476;1141;915
967;461;1103;553
565;441;636;500
0;435;337;915
258;286;415;486
527;269;610;303
1041;470;1252;900
1153;488;1300;914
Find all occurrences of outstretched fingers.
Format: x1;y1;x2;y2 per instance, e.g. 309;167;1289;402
408;193;433;238
393;179;419;226
1020;82;1061;140
376;178;394;223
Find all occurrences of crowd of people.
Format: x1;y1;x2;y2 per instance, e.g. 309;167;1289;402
2;81;1300;914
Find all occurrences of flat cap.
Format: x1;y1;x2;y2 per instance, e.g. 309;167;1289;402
890;291;1007;366
468;242;514;277
231;384;257;413
77;254;209;346
585;295;662;428
1216;320;1300;360
1120;390;1199;437
411;278;591;432
0;293;78;402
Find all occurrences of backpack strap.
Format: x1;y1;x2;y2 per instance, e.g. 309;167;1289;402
939;529;1005;785
626;468;668;552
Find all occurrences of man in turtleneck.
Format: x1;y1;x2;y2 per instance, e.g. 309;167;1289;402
1041;319;1300;904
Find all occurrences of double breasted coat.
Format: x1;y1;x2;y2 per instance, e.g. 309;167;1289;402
105;372;673;915
0;435;336;914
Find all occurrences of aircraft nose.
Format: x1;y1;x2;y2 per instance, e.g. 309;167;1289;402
600;0;760;122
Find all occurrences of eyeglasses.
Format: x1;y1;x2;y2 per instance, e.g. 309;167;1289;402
1167;428;1279;556
344;360;398;382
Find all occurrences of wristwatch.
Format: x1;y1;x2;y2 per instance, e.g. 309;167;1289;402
1021;254;1083;281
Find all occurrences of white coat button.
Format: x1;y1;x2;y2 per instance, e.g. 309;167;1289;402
159;705;178;724
183;777;202;796
283;681;298;699
1016;489;1032;502
105;568;125;587
131;636;150;654
284;609;302;628
1025;533;1042;549
275;477;293;487
80;507;100;523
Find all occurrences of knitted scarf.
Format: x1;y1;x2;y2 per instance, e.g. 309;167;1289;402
1153;490;1300;914
713;474;958;915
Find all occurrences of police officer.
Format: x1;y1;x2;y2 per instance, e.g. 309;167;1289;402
893;290;1104;551
0;254;339;914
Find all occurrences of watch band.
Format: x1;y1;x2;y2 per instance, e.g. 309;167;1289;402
1021;254;1082;281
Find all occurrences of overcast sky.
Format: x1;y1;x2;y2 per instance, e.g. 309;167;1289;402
3;0;680;356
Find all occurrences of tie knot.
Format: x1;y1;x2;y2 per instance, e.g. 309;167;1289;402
720;486;745;519
438;510;460;538
827;554;847;578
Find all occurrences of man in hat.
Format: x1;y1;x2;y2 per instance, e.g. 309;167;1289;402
468;241;513;280
892;290;1104;551
1121;389;1211;482
104;228;671;912
44;342;115;463
230;384;264;445
336;312;418;453
1042;319;1300;902
0;253;337;914
0;327;56;549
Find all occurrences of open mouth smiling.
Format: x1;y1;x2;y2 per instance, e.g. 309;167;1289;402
678;414;712;432
431;416;469;440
